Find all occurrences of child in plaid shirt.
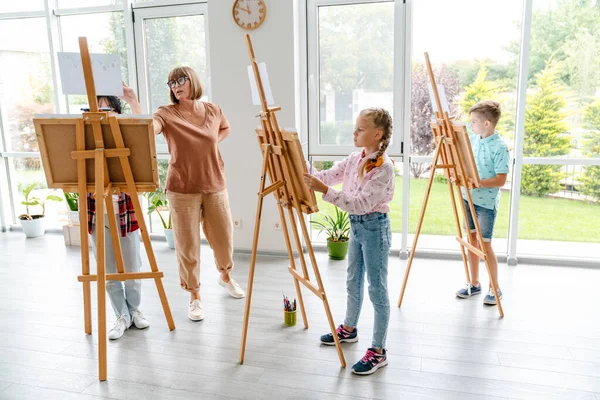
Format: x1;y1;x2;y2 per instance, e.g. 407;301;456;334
87;95;149;340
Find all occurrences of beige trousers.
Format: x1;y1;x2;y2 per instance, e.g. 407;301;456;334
167;190;234;293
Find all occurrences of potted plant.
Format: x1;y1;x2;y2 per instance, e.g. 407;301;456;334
147;189;174;249
310;206;350;260
64;192;79;224
17;182;63;238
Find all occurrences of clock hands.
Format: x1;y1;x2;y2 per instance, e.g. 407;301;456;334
236;3;251;14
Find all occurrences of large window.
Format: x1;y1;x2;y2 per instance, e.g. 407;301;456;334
0;18;55;153
517;162;600;260
0;16;57;229
0;1;598;264
406;162;511;254
143;14;208;111
307;0;599;264
407;0;522;254
59;12;128;113
133;4;209;151
0;3;209;234
309;1;398;156
515;0;600;259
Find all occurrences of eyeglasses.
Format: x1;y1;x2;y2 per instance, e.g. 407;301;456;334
167;76;189;89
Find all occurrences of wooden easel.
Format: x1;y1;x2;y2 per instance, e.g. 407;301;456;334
34;37;175;380
397;53;504;318
239;34;346;367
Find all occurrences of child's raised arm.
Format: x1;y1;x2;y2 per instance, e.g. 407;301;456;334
305;158;348;187
323;164;394;215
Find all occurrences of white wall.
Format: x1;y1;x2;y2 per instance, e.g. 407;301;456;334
207;0;298;253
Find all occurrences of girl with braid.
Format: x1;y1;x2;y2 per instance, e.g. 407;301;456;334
303;108;395;375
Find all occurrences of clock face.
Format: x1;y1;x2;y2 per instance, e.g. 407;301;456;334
233;0;266;30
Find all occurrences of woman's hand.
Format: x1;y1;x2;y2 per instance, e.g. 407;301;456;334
120;81;142;114
303;173;328;194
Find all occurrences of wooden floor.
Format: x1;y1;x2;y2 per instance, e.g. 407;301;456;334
0;231;599;400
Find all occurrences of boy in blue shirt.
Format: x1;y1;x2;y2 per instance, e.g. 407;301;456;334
456;101;510;305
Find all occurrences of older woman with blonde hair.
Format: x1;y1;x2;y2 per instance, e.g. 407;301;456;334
123;66;244;322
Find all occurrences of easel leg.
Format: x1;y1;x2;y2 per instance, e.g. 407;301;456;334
79;214;91;334
482;253;503;316
76;120;92;335
83;283;92;334
94;150;108;381
293;276;308;329
120;153;175;331
278;205;308;329
321;291;346;368
240;195;264;364
398;144;443;307
297;215;346;368
448;182;471;284
484;256;504;318
138;207;175;330
240;152;270;364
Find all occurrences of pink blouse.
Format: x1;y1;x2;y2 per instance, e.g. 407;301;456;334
309;151;395;215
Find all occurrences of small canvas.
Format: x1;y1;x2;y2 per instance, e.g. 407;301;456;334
427;81;450;113
255;128;318;214
58;52;123;96
247;62;274;106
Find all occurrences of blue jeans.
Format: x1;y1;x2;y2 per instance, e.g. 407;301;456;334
463;200;497;242
344;212;391;349
91;214;142;325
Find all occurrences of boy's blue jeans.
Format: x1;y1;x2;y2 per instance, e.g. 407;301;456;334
344;212;391;349
463;200;497;242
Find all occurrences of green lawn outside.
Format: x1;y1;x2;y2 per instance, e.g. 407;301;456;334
11;167;600;242
315;177;600;243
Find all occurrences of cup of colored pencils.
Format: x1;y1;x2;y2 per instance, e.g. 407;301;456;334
283;294;297;326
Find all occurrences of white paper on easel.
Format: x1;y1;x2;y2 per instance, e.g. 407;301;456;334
57;52;123;96
247;62;274;106
427;81;450;113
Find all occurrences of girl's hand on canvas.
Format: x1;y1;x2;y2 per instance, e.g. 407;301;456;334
120;81;138;104
120;81;143;114
303;173;328;194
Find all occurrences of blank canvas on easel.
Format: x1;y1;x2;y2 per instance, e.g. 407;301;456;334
57;52;123;96
256;128;318;215
34;115;159;193
431;119;480;187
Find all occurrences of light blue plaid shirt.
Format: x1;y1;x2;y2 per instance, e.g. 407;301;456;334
462;132;510;211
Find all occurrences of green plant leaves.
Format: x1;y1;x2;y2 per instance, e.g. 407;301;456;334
310;206;350;242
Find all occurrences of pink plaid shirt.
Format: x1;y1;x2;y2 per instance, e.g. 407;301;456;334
310;151;395;215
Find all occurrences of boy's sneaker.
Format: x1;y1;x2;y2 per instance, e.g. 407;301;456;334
352;348;388;375
218;276;246;299
483;288;502;305
456;283;482;298
108;316;130;340
131;309;149;329
188;299;204;321
320;324;358;345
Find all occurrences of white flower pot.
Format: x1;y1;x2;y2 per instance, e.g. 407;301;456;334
67;210;80;224
164;228;175;249
20;216;45;238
